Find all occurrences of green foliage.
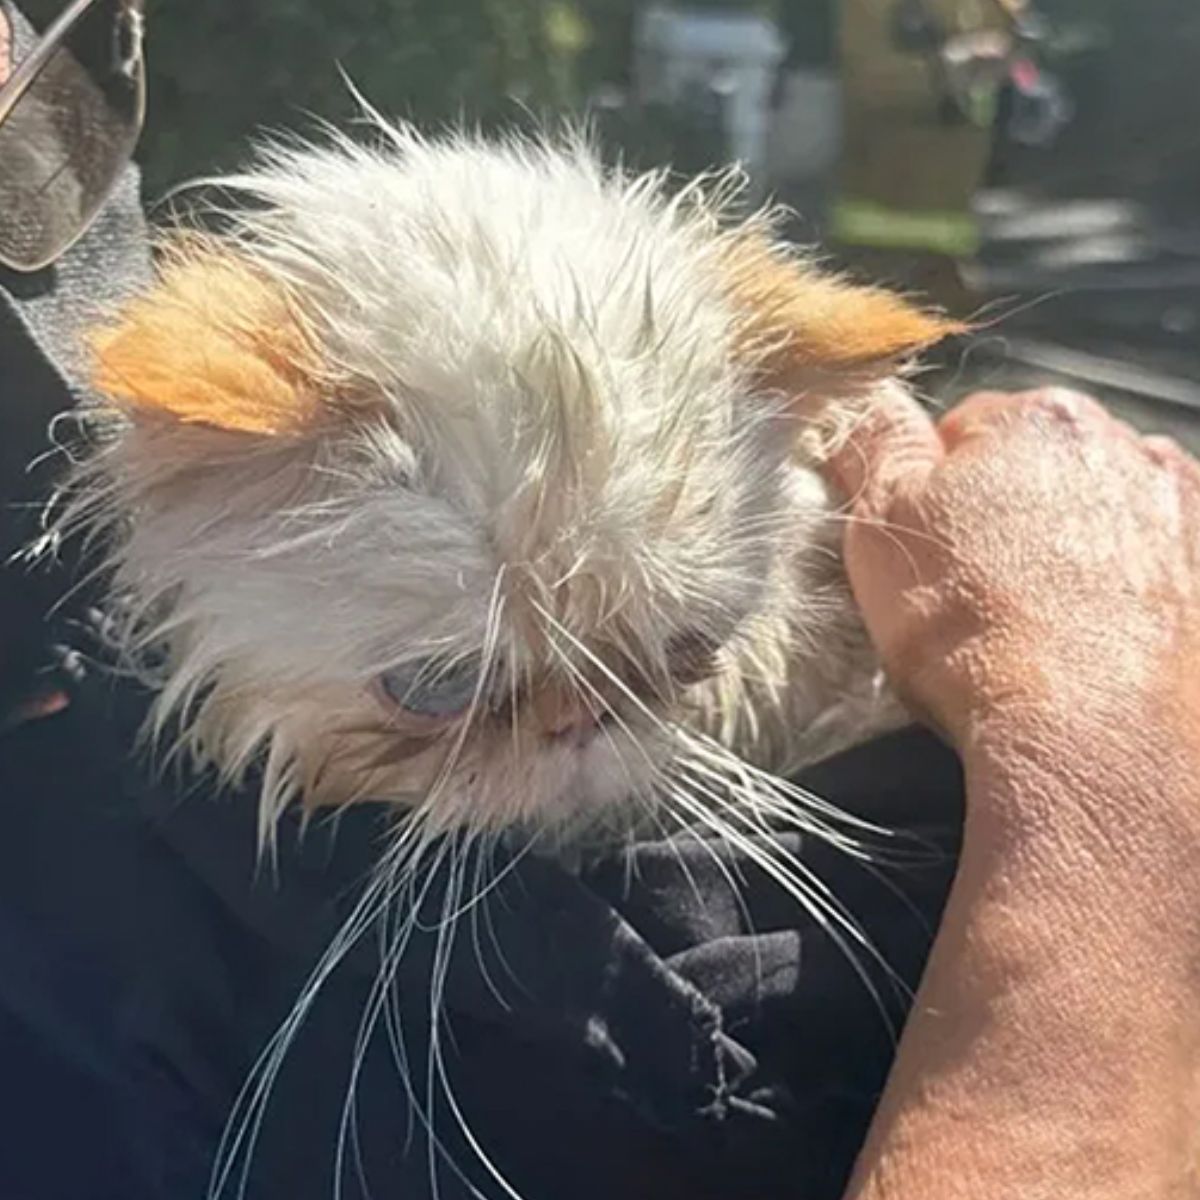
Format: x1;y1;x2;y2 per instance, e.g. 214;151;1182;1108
136;0;573;194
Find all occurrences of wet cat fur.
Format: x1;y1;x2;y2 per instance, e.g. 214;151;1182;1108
56;123;961;849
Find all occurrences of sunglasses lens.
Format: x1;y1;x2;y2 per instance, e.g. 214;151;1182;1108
0;1;144;272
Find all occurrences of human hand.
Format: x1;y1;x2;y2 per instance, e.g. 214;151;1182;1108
831;390;1200;1198
826;386;1200;755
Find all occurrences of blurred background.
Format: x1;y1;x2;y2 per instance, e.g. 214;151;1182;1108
25;0;1200;440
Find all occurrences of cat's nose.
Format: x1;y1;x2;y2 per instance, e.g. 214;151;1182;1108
530;686;604;745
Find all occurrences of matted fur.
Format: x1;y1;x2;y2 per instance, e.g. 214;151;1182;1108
56;123;958;848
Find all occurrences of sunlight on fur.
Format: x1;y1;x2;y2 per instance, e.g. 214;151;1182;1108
46;116;962;1198
63;122;957;847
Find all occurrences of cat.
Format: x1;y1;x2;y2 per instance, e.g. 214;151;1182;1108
42;117;966;1198
54;120;960;859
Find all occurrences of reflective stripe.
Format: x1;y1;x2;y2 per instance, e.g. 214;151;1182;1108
832;198;981;257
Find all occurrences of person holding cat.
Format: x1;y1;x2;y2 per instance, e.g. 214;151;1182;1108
3;3;1200;1199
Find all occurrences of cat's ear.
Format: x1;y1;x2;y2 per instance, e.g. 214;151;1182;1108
721;235;966;396
90;240;331;438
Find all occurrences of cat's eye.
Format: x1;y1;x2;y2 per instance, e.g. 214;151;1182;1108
376;656;481;720
665;631;722;686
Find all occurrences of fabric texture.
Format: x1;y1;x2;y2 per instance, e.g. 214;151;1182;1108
1;643;961;1200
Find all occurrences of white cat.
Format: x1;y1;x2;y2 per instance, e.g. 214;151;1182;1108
58;123;958;858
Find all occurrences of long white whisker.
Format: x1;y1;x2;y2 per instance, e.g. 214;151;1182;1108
210;832;411;1199
335;833;494;1200
684;728;897;842
543;637;758;935
667;769;905;1031
210;804;452;1200
425;839;533;1200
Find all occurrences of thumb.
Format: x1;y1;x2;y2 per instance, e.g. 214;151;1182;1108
820;391;944;511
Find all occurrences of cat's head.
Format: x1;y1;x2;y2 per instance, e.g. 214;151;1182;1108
68;127;958;845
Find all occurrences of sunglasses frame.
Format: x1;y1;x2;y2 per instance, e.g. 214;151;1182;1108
0;0;146;270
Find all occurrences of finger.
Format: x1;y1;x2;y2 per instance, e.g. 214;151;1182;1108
940;387;1109;449
1143;433;1196;470
821;389;943;509
1142;433;1200;501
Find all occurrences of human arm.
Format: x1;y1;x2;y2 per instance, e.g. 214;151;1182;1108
832;388;1200;1198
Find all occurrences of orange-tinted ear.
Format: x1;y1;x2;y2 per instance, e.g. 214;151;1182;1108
722;235;967;393
90;240;331;437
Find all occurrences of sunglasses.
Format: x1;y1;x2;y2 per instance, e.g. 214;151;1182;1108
0;0;145;273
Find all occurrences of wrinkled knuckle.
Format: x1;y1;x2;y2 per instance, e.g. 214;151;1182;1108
1022;386;1106;429
944;388;1107;449
1144;433;1190;468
